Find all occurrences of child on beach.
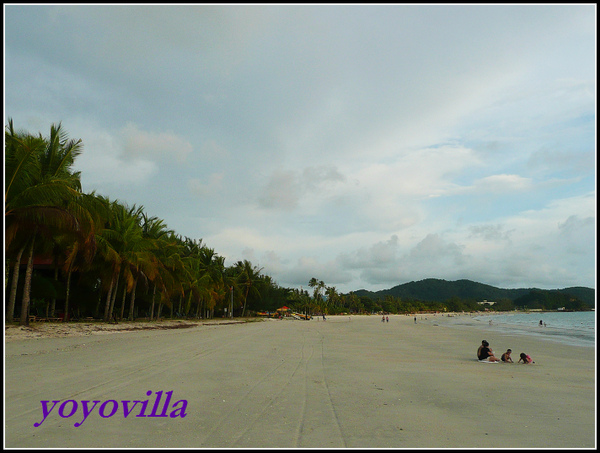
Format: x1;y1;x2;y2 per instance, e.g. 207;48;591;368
501;349;513;363
518;353;534;364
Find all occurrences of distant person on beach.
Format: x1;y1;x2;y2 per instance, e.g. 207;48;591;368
414;316;417;324
501;349;513;363
539;320;543;327
477;340;500;362
518;353;534;364
386;316;389;323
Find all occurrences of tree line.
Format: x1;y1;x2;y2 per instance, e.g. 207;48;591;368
5;121;277;325
5;121;589;326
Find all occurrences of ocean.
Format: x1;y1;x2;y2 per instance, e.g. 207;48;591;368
471;311;596;348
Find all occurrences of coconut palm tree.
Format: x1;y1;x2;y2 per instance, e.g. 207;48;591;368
196;246;222;319
139;212;180;320
114;204;156;321
5;120;83;325
236;260;263;317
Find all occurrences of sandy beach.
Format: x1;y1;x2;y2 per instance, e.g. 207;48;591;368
4;314;596;448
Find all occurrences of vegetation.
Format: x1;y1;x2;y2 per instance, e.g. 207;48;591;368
5;121;594;326
355;279;594;312
4;121;289;325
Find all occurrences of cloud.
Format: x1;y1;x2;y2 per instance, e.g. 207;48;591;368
407;233;468;268
121;123;193;163
187;173;224;197
258;165;346;210
5;5;595;293
72;124;159;192
468;224;513;242
278;256;354;289
471;174;533;194
527;148;595;178
339;235;400;270
258;169;301;210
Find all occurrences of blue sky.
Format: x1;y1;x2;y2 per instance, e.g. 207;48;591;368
4;4;596;293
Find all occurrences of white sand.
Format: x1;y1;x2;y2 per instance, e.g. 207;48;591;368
4;315;596;448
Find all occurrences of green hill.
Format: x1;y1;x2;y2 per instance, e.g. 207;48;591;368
353;279;595;308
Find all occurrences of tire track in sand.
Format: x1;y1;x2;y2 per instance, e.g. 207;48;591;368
294;327;346;448
198;328;312;447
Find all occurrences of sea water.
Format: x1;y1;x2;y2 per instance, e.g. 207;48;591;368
472;311;596;347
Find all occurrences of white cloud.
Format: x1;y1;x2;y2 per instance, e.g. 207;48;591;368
121;123;193;164
187;173;224;197
471;174;533;194
258;165;347;211
72;125;158;192
258;169;301;210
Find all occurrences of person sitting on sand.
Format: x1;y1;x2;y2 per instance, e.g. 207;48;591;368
477;340;500;362
501;349;513;363
518;353;534;364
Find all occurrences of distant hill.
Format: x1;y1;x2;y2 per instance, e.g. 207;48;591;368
352;279;595;307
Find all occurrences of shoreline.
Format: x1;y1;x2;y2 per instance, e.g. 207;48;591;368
4;310;593;341
5;314;596;448
464;311;595;348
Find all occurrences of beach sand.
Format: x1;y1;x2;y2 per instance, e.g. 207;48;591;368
4;314;596;448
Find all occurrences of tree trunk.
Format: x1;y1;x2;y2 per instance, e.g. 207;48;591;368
103;275;114;321
64;264;73;322
150;285;156;320
51;265;58;317
120;284;127;320
108;271;120;320
19;236;36;326
128;276;138;321
95;291;102;318
241;286;250;317
7;245;25;322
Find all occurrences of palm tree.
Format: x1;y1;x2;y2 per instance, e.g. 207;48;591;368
5;120;83;325
139;212;178;320
71;193;123;322
236;260;263;317
95;201;148;322
196;246;222;319
116;205;155;321
325;286;340;314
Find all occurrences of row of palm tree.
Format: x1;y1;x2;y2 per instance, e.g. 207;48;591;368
5;121;267;326
5;120;412;327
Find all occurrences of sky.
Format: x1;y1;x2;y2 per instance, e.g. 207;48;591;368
4;4;596;293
